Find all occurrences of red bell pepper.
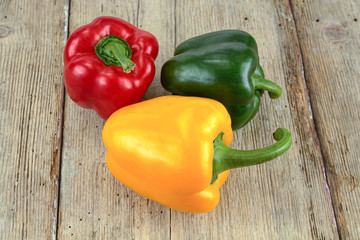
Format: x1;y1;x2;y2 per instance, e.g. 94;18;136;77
63;16;159;119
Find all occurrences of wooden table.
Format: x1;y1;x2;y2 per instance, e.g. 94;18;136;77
1;0;359;239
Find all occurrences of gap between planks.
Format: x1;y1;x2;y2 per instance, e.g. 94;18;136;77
288;0;340;238
54;0;71;240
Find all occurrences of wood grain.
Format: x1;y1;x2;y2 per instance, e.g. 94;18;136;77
170;0;338;239
291;0;360;238
57;1;173;239
2;0;359;239
0;0;66;239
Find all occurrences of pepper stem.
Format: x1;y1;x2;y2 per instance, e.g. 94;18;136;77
252;74;282;99
211;128;292;184
94;34;135;73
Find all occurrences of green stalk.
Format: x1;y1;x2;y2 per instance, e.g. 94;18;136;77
211;128;292;184
94;34;135;73
252;74;282;99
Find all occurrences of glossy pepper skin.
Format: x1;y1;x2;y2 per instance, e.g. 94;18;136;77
102;96;292;213
64;16;159;119
161;30;282;130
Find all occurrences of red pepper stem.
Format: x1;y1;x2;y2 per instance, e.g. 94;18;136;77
211;128;292;183
252;74;282;99
94;34;136;73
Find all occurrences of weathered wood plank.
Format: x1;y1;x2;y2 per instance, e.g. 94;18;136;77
170;0;339;239
291;0;360;238
57;1;173;239
0;0;67;239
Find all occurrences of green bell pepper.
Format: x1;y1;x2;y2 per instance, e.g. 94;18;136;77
161;30;282;130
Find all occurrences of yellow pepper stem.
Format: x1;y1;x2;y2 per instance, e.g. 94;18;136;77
211;128;292;184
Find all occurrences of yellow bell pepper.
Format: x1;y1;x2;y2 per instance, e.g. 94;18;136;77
102;95;292;213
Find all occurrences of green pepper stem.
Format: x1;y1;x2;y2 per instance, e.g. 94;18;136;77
252;74;282;99
212;128;292;182
94;34;135;73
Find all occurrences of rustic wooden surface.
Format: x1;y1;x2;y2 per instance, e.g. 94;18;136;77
0;0;66;239
0;0;359;239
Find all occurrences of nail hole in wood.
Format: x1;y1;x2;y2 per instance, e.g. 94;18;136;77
354;18;358;22
244;17;248;20
316;19;319;22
